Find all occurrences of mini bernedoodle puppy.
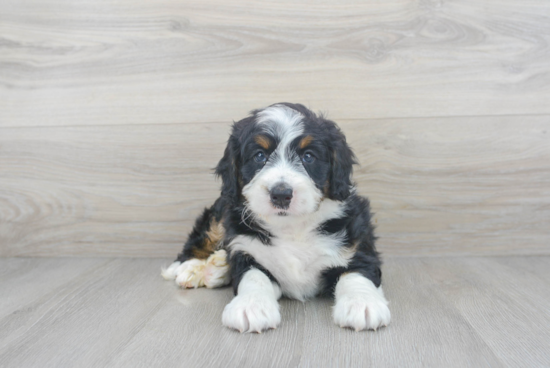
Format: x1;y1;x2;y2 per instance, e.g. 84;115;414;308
162;103;390;333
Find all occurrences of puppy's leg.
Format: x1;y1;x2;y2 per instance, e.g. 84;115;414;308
222;252;281;333
167;250;230;289
333;272;391;331
161;200;229;288
202;249;231;288
161;261;182;280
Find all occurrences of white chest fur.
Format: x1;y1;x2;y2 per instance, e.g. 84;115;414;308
229;200;353;301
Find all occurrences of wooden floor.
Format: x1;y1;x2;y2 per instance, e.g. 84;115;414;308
1;256;549;368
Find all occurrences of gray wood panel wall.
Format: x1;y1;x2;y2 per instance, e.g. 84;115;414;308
1;0;549;257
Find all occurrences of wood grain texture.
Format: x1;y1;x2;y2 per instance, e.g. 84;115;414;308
420;257;550;367
0;257;549;367
1;0;550;127
1;115;549;257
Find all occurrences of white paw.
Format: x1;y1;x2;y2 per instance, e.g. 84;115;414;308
175;259;207;288
203;250;231;288
161;250;230;289
222;293;281;333
333;294;391;331
333;273;391;331
161;261;181;280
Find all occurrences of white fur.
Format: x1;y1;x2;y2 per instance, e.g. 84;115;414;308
162;250;231;289
257;104;304;145
202;250;231;288
222;268;282;333
229;199;353;301
161;261;181;280
175;259;207;288
242;158;323;217
333;272;391;331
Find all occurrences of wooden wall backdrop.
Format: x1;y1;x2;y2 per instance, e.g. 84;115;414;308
1;0;549;257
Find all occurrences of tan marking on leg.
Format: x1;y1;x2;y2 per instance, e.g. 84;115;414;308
191;219;226;259
205;219;225;248
191;248;212;259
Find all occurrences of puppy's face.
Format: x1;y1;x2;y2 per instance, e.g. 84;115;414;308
241;106;330;217
216;103;356;218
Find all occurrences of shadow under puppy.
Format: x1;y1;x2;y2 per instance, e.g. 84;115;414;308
162;103;390;333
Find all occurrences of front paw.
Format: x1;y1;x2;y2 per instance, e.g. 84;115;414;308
174;259;207;288
222;294;281;333
333;295;391;332
203;250;231;288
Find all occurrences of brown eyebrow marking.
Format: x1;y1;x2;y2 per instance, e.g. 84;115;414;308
254;135;271;150
299;135;314;149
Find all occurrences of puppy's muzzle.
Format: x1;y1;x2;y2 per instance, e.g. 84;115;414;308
270;183;293;209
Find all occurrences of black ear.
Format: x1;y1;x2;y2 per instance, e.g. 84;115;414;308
328;123;357;201
215;132;241;200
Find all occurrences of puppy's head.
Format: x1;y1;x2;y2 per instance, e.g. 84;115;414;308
216;103;356;217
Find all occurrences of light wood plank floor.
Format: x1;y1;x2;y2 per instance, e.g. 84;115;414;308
0;256;548;368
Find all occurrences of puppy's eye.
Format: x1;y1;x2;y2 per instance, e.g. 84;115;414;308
302;152;315;164
254;151;267;164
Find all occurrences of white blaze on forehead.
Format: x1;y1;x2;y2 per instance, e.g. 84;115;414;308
256;105;304;153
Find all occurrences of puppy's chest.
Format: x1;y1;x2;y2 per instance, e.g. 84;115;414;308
232;231;350;300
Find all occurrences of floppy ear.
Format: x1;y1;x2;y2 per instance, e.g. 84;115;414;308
328;124;357;201
215;132;241;200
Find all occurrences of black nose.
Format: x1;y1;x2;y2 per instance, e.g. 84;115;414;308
270;183;293;209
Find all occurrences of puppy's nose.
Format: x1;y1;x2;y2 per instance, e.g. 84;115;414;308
270;183;293;209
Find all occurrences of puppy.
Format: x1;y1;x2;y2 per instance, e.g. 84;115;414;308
162;103;390;333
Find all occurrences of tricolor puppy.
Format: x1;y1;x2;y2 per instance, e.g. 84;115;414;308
162;103;390;333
